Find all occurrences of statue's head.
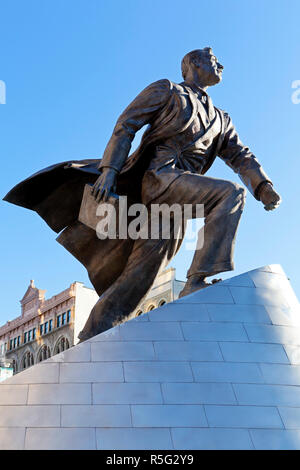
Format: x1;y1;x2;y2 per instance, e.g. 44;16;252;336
181;47;224;87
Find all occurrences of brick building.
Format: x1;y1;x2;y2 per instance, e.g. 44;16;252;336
0;280;98;375
0;268;185;376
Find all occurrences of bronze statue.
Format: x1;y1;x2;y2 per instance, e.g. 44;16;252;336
4;48;281;341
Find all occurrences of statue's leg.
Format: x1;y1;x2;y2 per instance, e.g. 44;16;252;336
78;172;246;340
78;217;182;341
154;172;247;278
186;179;246;278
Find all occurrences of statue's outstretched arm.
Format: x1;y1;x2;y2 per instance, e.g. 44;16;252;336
218;112;281;210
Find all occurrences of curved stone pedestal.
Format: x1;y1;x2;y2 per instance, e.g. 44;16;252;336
1;264;300;450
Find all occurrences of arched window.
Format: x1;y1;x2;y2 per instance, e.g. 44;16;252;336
22;351;34;370
147;305;155;312
54;337;70;355
38;345;51;362
136;310;143;317
158;299;166;307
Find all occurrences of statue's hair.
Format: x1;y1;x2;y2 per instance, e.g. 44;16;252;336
181;47;212;80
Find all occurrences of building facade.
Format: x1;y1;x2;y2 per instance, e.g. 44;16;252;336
133;267;185;315
0;268;185;376
0;280;98;375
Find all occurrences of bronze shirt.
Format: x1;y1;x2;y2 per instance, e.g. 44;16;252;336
142;84;222;205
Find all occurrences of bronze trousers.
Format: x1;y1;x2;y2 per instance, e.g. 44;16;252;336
78;172;246;341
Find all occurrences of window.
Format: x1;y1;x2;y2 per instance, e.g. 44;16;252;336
158;300;166;307
136;310;143;317
22;351;34;370
67;310;71;323
62;313;66;325
57;315;61;328
147;305;155;311
54;337;70;354
38;345;51;362
17;336;20;347
32;328;36;340
24;332;27;343
40;324;44;335
13;338;17;349
49;319;53;331
44;322;48;334
28;330;32;342
10;339;13;350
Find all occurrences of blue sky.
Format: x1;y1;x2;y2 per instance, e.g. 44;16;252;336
0;0;299;324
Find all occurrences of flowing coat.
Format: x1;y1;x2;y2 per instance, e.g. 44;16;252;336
4;79;271;295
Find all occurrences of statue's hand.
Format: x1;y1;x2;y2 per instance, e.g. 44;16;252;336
92;167;117;202
260;183;281;211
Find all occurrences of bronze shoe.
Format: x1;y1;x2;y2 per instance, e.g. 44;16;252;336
179;277;222;298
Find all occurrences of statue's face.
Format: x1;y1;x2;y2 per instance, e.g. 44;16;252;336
193;50;224;86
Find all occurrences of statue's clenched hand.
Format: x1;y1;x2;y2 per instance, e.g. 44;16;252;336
260;182;281;211
92;168;117;203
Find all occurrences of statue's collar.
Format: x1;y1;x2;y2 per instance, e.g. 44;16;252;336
181;81;208;97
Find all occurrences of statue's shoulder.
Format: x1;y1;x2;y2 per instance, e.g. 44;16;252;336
138;79;174;100
146;79;184;94
214;106;231;122
214;105;227;115
143;78;172;91
167;81;194;94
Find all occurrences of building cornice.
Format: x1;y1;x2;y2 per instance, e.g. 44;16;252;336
0;283;76;339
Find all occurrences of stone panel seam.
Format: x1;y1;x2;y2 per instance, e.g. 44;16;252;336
91;381;94;405
24;427;28;450
152;341;158;361
189;361;196;382
93;427;97;449
202;404;209;427
249;339;300;347
217;342;225;361
121;361;125;382
160;383;165;404
178;321;185;341
88;342;92;362
225;360;290;365
283;345;293;365
276;406;288;430
247;429;255;449
230;382;238;404
26;384;29;405
96;427;100;450
169;427;175;449
242;323;251;342
276;407;287;429
227;286;237;304
256;363;266;384
203;303;212;322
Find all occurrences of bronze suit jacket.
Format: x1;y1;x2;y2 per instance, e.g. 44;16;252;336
3;79;272;295
99;79;271;201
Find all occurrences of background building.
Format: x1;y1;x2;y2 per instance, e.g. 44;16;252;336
0;268;185;375
133;267;185;315
0;280;98;375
